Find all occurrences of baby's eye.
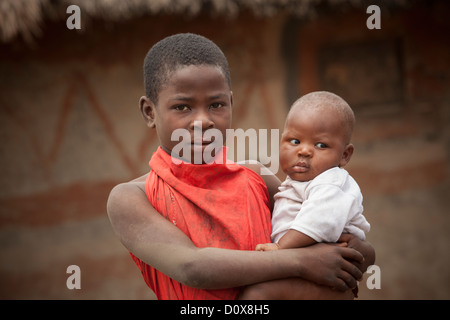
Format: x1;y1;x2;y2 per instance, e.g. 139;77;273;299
290;139;300;145
315;142;328;149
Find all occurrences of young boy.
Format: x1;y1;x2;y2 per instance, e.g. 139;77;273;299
107;34;374;300
239;91;370;299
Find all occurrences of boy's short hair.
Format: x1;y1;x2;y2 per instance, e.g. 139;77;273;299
144;33;231;104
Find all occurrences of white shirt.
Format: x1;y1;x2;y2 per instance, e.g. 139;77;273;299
271;167;370;243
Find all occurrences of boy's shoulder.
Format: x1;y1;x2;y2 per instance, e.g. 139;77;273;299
111;174;148;196
107;173;149;226
131;173;149;183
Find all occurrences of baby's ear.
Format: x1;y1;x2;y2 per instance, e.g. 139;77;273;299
339;143;354;167
139;96;156;128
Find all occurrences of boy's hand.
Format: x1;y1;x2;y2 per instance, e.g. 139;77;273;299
256;243;280;251
297;243;363;291
338;233;375;273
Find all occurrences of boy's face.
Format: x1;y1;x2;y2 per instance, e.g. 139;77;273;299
279;105;353;182
141;65;232;164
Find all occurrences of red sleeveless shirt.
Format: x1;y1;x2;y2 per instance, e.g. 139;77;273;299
130;147;272;299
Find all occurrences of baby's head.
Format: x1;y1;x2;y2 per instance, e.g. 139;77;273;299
280;91;355;182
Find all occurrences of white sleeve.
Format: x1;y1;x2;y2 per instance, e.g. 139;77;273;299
289;184;364;242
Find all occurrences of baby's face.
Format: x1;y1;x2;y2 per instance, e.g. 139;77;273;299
279;105;353;182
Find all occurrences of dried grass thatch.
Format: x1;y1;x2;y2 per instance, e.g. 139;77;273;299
0;0;411;43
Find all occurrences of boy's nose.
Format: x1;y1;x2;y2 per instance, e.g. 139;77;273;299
190;113;214;131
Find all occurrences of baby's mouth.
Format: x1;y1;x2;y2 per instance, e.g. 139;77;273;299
292;161;309;173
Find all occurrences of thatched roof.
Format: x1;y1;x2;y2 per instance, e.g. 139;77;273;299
0;0;412;43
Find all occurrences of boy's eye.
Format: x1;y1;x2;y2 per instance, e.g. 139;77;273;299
315;142;327;149
289;139;300;145
174;105;190;111
210;103;224;109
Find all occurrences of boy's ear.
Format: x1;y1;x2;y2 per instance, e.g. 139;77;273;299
339;143;354;167
139;96;156;128
230;91;233;107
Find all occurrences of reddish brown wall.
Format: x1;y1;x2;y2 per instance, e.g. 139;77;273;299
0;2;449;299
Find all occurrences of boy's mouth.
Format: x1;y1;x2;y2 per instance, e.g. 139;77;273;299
190;139;216;154
192;136;216;145
192;140;213;146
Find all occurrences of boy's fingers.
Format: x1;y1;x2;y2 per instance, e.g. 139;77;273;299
338;270;358;290
332;277;353;292
333;266;360;291
342;259;363;281
341;246;364;263
338;233;353;243
335;247;364;283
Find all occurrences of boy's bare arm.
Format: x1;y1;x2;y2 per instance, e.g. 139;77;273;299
239;277;355;300
107;177;364;290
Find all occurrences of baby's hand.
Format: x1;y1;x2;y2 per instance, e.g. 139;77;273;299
255;243;280;251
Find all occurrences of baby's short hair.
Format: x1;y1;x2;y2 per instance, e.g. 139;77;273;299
290;91;355;143
143;33;231;104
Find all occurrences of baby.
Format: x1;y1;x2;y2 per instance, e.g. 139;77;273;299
257;91;370;252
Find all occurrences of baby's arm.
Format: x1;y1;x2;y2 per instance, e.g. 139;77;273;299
256;229;316;251
278;229;316;248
